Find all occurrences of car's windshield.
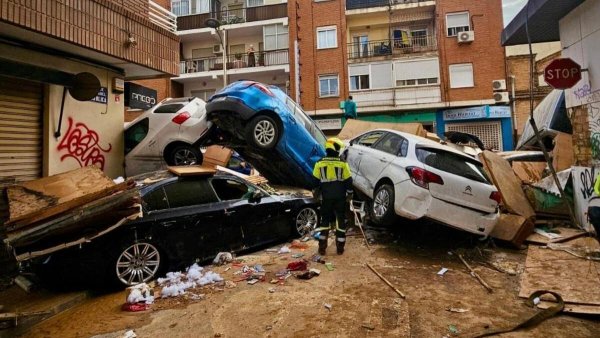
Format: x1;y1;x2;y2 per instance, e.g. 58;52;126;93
124;117;149;155
154;103;184;114
415;147;490;184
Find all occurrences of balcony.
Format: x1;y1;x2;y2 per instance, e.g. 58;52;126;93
177;3;287;31
348;37;436;60
180;49;289;74
346;0;432;11
351;85;441;107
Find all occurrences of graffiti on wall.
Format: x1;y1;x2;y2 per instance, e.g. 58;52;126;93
57;117;112;170
572;166;598;232
588;103;600;161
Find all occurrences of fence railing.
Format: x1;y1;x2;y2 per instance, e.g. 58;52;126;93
180;49;289;74
149;0;177;32
177;3;287;30
346;0;432;10
348;36;436;59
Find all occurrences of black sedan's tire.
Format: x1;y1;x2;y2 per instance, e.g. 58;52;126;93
294;206;319;237
246;115;280;150
371;184;396;225
113;241;163;287
167;144;203;166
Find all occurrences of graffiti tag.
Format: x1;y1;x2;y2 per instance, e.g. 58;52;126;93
579;166;596;200
573;83;592;100
57;117;112;170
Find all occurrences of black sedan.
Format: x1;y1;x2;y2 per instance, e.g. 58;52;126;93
34;171;319;287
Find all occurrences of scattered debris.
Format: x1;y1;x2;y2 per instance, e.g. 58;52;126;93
311;254;326;264
225;281;237;289
457;253;493;293
448;324;459;334
121;303;149;312
286;260;307;271
158;264;223;298
361;323;375;330
290;239;309;249
324;303;332;311
366;263;406;298
325;262;334;271
14;275;34;293
446;307;469;313
278;246;291;254
291;253;304;258
247;279;259;285
126;283;154;305
268;288;276;293
122;330;137;338
437;268;449;276
213;252;234;265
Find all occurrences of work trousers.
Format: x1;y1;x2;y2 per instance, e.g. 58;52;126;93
316;198;347;253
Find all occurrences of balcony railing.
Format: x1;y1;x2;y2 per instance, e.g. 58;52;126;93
350;85;441;107
180;49;289;74
348;36;436;59
149;1;177;32
177;3;287;31
346;0;431;11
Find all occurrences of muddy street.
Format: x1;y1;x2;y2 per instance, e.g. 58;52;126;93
17;223;600;338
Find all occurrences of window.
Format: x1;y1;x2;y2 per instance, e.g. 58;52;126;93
350;75;369;90
211;178;255;201
191;47;213;59
264;24;288;50
355;131;385;147
163;179;219;209
191;90;215;101
394;58;440;87
171;0;190;16
154;103;184;114
318;75;339;97
191;0;210;14
124;118;149;155
317;26;337;49
446;12;470;37
449;63;474;88
247;0;264;7
352;35;369;58
411;29;428;46
373;133;406;156
285;97;327;145
416;147;490;184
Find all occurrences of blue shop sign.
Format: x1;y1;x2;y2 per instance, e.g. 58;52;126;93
443;105;510;121
90;87;108;104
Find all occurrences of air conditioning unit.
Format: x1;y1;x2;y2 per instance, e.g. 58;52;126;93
457;31;474;44
492;79;507;91
213;44;223;54
493;91;509;103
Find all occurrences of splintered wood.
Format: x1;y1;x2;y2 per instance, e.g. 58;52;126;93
519;246;600;313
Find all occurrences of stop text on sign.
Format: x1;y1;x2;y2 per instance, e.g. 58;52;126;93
545;68;580;80
544;58;582;90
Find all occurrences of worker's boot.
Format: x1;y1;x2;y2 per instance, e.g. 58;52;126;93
318;231;328;255
336;237;345;255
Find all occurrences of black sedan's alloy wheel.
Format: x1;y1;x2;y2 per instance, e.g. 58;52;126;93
295;207;318;237
116;242;161;286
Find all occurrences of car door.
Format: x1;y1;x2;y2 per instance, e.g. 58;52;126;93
143;177;225;265
124;117;161;176
347;131;386;194
283;98;320;171
210;177;285;250
415;146;498;213
359;132;410;191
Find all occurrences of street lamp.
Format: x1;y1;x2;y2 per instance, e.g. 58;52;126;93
205;18;227;88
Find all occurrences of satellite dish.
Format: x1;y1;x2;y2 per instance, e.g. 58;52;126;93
68;72;101;101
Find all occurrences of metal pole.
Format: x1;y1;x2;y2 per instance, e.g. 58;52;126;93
222;29;227;88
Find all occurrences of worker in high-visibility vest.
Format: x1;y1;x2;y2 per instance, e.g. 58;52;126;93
312;137;353;255
588;175;600;241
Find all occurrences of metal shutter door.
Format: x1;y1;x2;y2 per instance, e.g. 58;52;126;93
445;121;503;151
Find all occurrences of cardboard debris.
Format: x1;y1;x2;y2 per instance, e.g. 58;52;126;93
489;214;534;246
519;245;600;313
526;227;587;245
337;119;426;140
203;146;233;168
512;162;546;184
5;166;118;228
552;132;575;172
480;151;535;219
168;166;217;177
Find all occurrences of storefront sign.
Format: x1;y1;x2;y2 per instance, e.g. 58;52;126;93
315;118;342;130
125;82;157;110
443;105;511;121
90;87;108;104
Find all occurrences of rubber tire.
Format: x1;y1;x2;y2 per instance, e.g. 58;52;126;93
293;206;319;237
109;241;165;288
167;144;203;166
245;115;280;150
370;184;397;226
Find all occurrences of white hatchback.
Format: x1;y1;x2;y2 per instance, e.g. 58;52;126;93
345;129;501;236
124;97;211;177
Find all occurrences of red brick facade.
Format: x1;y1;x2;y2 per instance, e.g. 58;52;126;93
289;0;349;113
436;0;506;103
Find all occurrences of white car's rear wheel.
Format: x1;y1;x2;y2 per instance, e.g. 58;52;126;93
371;184;396;225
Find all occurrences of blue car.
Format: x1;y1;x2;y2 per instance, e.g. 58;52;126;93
206;81;326;188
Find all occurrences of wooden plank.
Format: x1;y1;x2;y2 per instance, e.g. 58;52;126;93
526;227;587;245
512;161;546;184
203;146;233;168
5;166;114;222
490;213;534;246
167;165;216;177
519;246;600;305
480;150;536;219
552;132;574;172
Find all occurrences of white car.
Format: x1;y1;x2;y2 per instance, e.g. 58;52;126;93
124;97;211;177
345;129;501;236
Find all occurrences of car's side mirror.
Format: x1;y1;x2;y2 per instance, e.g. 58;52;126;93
249;190;263;203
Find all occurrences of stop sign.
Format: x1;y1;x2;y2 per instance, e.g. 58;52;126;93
544;58;582;89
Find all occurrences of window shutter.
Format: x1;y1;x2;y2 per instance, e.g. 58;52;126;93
394;58;440;81
446;12;469;28
371;63;393;89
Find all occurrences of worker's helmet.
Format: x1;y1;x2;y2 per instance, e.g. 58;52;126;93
325;137;344;152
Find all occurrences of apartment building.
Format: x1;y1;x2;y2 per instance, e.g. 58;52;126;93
295;0;510;150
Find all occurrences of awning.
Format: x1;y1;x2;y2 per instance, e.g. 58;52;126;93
501;0;584;46
516;89;572;149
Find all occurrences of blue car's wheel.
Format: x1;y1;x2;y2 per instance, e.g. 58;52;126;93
246;115;280;149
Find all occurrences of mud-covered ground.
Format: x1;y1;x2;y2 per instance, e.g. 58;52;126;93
21;223;600;337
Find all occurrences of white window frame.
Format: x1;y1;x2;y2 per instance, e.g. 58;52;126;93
171;0;190;16
318;74;339;97
350;74;370;91
449;63;474;88
264;24;288;51
317;26;338;49
246;0;264;7
446;11;470;37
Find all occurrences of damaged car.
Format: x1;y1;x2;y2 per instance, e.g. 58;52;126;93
206;80;326;189
345;129;501;235
34;170;319;287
